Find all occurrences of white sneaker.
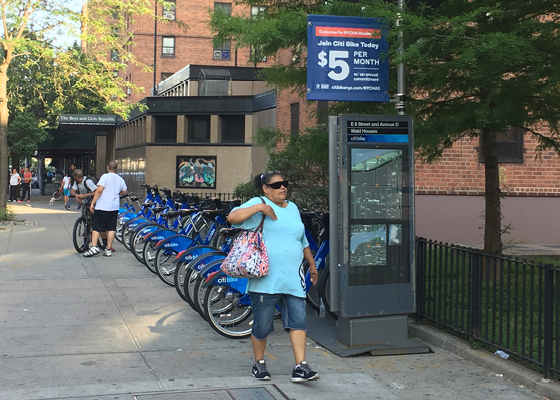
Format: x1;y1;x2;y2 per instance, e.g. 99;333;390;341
104;249;112;257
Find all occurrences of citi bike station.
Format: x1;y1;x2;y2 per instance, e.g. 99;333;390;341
305;114;428;356
305;14;428;356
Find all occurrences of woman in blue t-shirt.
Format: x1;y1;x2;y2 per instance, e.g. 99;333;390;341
228;171;320;383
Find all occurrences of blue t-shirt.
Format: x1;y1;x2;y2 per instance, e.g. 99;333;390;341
232;196;309;298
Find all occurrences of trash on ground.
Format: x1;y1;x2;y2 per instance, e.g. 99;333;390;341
495;350;509;359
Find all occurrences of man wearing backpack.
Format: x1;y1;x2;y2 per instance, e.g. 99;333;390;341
84;161;127;258
71;169;98;205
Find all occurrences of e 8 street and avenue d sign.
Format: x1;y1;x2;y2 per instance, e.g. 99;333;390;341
58;114;117;126
346;119;409;143
307;15;390;103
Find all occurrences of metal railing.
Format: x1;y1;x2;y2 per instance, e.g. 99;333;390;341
415;238;559;379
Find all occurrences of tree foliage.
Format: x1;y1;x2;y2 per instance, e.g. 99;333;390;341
213;0;560;254
234;126;330;211
0;0;181;210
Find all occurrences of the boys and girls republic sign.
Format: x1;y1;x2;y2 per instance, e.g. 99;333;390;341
307;15;389;102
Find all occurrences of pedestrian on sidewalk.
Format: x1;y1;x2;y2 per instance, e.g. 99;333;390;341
9;168;21;202
20;167;32;203
227;171;320;383
60;172;72;210
67;164;76;208
83;161;127;258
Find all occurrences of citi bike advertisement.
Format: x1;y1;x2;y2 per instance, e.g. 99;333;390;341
307;15;389;103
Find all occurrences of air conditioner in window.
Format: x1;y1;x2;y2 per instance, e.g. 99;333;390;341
163;13;175;20
213;50;222;60
126;88;131;95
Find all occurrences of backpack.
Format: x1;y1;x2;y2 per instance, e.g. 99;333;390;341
81;176;99;194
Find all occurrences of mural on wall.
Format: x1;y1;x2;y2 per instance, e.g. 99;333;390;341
176;156;217;189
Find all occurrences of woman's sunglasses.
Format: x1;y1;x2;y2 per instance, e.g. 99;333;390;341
265;180;289;190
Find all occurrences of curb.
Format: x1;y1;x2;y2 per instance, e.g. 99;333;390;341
408;319;560;400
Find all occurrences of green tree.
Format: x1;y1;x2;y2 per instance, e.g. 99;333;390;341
0;0;178;212
212;0;560;254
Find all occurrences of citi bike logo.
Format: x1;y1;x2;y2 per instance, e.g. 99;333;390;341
164;242;179;248
218;276;238;283
349;135;366;142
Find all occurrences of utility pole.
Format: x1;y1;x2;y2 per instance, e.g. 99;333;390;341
153;1;158;94
396;0;406;115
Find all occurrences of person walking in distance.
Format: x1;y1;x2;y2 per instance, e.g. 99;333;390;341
83;161;127;258
60;172;72;210
227;171;320;383
9;168;21;202
20;167;32;203
67;164;76;208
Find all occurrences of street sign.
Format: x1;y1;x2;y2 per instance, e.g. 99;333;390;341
307;15;389;102
58;114;117;126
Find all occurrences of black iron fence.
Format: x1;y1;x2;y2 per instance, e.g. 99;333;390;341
416;238;560;379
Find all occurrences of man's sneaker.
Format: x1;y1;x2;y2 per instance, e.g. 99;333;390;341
104;249;112;257
83;247;101;257
251;359;271;380
291;361;319;382
65;204;70;210
17;200;22;203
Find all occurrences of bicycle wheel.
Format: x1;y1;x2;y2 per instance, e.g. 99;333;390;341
183;253;226;308
317;267;338;320
204;285;253;339
72;217;89;253
174;250;225;302
53;190;63;201
122;226;135;251
303;255;328;312
142;241;158;274
155;248;178;286
192;260;224;319
210;224;227;248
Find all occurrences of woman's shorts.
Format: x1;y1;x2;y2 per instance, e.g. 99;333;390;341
92;210;119;232
63;188;70;196
249;292;307;340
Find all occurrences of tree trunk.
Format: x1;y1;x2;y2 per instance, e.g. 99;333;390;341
12;152;20;173
0;65;9;213
480;127;502;255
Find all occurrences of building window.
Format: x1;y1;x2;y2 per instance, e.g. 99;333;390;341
251;5;266;16
110;49;119;62
249;45;266;63
112;70;119;78
163;0;176;20
214;2;232;14
317;101;329;126
213;3;232;60
479;126;524;164
162;37;175;57
221;115;245;143
155;116;177;143
290;103;300;136
188;116;211;143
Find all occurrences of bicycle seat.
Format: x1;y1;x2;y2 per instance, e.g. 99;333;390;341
130;196;141;202
201;209;225;219
152;206;166;214
177;209;198;217
142;202;153;208
219;228;244;238
162;211;180;219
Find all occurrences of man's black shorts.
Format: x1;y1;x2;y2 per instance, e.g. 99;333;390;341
92;210;118;232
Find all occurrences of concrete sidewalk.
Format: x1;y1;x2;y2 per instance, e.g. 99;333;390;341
0;194;556;400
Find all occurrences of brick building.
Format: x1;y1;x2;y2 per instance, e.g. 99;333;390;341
105;0;270;103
